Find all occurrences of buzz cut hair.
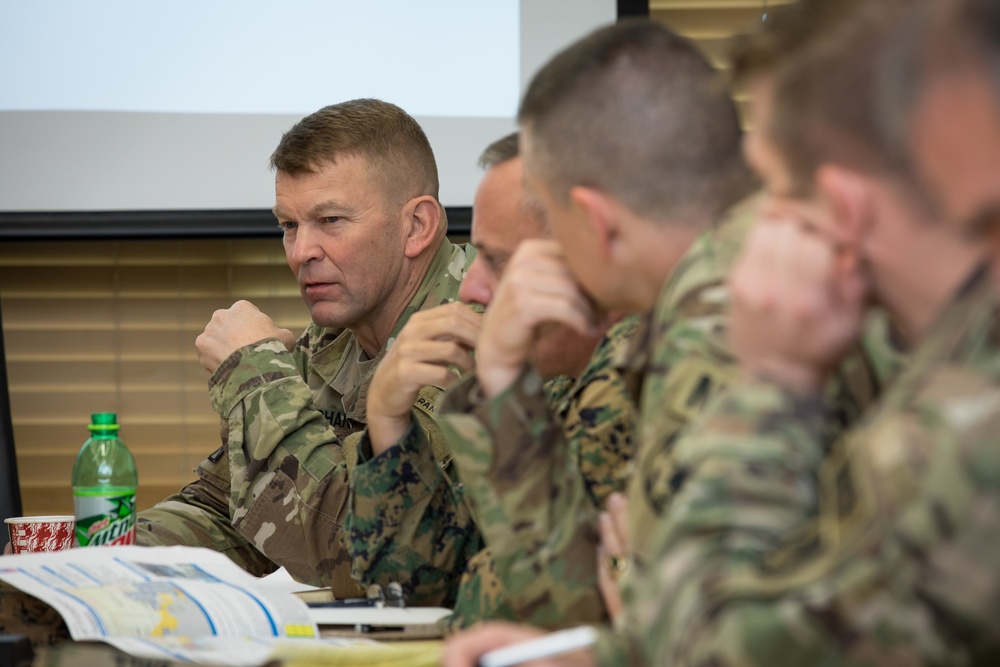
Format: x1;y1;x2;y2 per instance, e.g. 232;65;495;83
893;0;1000;112
269;98;440;208
476;131;549;230
731;0;917;196
518;19;752;224
478;132;520;171
946;0;1000;89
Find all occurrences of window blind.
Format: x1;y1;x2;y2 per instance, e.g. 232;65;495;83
652;0;795;123
1;238;308;515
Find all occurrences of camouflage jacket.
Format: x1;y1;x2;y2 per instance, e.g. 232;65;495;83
344;315;640;618
597;264;1000;667
136;239;474;597
437;193;899;630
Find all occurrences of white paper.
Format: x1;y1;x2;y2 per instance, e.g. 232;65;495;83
309;606;452;628
0;545;320;664
259;566;325;595
101;636;381;667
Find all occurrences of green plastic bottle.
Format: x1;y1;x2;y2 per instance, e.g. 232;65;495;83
71;412;138;547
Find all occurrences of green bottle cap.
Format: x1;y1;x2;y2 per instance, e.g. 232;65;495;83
88;412;120;431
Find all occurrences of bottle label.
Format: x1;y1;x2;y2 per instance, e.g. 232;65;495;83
73;492;136;547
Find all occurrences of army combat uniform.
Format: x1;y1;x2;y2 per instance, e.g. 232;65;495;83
344;314;640;620
436;193;898;629
135;239;474;597
596;263;1000;666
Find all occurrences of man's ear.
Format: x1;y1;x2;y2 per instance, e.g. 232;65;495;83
815;165;872;249
569;186;618;259
402;195;442;259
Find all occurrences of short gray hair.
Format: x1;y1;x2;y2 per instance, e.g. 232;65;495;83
478;132;520;170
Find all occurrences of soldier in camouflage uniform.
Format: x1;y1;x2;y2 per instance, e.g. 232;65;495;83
443;3;993;666
435;16;905;639
594;3;999;664
133;99;474;597
344;132;640;620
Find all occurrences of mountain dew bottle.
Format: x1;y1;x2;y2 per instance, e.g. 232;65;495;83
72;413;138;547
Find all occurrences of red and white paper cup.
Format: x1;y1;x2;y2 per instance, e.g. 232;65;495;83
5;515;75;554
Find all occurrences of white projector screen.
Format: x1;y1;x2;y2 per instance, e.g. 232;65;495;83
0;0;617;228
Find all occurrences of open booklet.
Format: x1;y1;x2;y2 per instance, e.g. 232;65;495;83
0;545;443;667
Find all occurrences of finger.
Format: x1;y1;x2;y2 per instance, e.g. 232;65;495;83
3;541;11;556
596;543;611;588
596;543;623;622
729;222;779;306
793;230;836;286
505;257;580;288
499;270;596;320
598;512;625;561
510;238;565;262
278;328;297;351
763;197;845;248
769;221;800;288
499;255;582;292
394;340;475;373
231;299;261;313
835;258;869;311
397;360;467;391
414;313;482;348
606;492;630;551
508;293;595;338
443;623;546;667
780;231;839;328
414;301;484;328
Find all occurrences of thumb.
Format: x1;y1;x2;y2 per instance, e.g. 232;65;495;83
279;329;297;352
834;261;869;316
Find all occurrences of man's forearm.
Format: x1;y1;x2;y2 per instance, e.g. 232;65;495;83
136;461;277;578
441;372;609;627
347;414;483;607
617;379;828;666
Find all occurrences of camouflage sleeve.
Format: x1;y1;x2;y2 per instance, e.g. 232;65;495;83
562;317;639;508
629;359;1000;665
207;337;360;595
136;452;277;578
439;371;607;629
593;379;832;667
345;409;483;608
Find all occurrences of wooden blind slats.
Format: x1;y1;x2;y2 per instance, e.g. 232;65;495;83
2;239;304;515
0;239;290;267
4;297;308;331
653;0;796;66
653;7;766;39
653;0;796;126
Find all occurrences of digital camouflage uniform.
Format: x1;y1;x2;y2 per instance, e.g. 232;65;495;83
436;193;899;630
596;263;1000;667
0;581;70;648
135;239;474;598
344;314;640;621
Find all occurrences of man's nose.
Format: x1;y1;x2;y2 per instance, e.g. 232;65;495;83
459;256;495;307
289;222;324;265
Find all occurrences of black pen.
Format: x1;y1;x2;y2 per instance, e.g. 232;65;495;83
306;597;379;608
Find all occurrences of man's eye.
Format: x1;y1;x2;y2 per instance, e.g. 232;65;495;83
485;254;508;276
322;216;342;224
278;220;296;231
